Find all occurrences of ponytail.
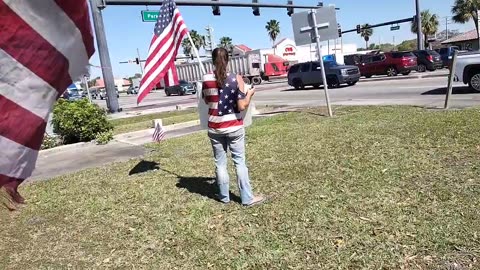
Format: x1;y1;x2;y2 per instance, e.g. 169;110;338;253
212;47;229;87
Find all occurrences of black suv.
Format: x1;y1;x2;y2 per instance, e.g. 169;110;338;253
413;50;443;72
287;61;360;89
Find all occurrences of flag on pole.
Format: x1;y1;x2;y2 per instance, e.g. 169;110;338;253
137;0;188;104
0;0;95;209
152;121;166;142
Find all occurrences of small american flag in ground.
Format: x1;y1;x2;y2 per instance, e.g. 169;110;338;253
152;121;166;142
137;0;187;104
0;0;95;210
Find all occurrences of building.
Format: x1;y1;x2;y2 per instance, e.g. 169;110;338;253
441;29;479;51
232;44;252;56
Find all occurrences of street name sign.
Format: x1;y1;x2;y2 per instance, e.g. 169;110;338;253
141;11;159;22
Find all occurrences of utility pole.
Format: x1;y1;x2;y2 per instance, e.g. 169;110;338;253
415;0;424;50
89;0;120;113
136;48;144;74
445;16;449;40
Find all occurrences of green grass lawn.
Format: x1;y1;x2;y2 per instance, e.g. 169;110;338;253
2;106;480;269
110;109;198;135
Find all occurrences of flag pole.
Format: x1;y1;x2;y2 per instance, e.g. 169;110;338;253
186;31;207;75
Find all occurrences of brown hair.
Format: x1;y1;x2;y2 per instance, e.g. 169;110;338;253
212;47;229;87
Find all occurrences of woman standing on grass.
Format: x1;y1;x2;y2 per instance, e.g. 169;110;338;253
202;47;265;206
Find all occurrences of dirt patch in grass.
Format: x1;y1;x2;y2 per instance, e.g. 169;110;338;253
1;106;479;269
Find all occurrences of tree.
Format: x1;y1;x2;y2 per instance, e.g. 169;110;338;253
189;30;205;51
411;10;439;49
265;20;281;47
219;36;233;52
452;0;480;36
360;24;373;50
397;39;417;51
181;38;192;56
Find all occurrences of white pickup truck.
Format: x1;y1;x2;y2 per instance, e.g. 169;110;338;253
453;51;480;91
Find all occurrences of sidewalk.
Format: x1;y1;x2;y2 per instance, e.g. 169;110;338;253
30;123;204;182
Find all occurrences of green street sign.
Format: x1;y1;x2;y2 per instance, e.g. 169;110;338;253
141;10;159;22
390;25;400;31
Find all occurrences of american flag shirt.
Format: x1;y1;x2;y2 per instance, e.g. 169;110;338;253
202;73;246;134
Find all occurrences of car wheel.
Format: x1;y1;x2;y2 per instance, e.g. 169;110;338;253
180;90;185;96
165;90;171;96
293;79;304;90
386;67;398;77
313;84;321;89
401;71;411;76
365;75;372;79
347;81;357;86
468;72;480;91
327;76;340;88
417;64;427;73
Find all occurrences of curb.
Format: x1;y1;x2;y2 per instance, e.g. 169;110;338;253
359;73;448;83
40;141;90;155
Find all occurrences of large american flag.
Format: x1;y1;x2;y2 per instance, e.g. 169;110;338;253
0;0;94;209
137;0;187;104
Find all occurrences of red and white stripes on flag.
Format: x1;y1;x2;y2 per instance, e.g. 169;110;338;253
152;121;166;142
0;0;94;207
164;64;179;87
137;0;187;104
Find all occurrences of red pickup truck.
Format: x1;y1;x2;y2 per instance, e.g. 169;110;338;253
357;52;417;78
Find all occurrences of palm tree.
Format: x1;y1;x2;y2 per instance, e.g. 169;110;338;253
265;20;281;47
452;0;480;46
181;38;192;56
360;24;373;50
219;36;233;52
189;30;205;51
411;10;439;49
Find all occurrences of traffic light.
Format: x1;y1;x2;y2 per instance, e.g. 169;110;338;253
287;0;294;16
252;0;260;16
135;57;139;65
338;24;342;37
356;24;361;34
212;0;220;16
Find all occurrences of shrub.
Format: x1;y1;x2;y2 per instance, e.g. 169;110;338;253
52;99;113;144
41;133;62;150
95;130;113;145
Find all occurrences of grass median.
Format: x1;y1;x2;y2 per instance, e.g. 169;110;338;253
110;109;199;135
2;106;479;269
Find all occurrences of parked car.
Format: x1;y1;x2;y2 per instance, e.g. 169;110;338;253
99;88;119;99
436;46;460;67
127;86;138;95
165;80;196;96
413;50;443;72
356;51;417;78
453;50;480;91
287;61;361;89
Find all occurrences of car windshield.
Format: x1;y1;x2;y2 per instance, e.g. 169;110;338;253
179;80;189;85
392;52;415;58
427;50;440;56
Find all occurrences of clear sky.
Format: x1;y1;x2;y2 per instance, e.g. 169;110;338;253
89;0;473;79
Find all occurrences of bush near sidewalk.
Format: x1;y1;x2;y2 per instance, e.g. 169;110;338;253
52;99;113;144
2;106;479;269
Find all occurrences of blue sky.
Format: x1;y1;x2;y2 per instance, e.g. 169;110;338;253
89;0;472;78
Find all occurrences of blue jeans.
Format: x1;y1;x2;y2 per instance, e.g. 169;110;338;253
208;128;254;204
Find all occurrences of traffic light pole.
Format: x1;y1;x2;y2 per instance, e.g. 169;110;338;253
415;0;424;50
89;0;121;113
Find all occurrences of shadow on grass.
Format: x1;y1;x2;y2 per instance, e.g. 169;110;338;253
422;86;480;95
129;160;160;175
160;168;242;204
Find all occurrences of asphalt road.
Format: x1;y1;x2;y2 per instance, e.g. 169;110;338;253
93;75;480;112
